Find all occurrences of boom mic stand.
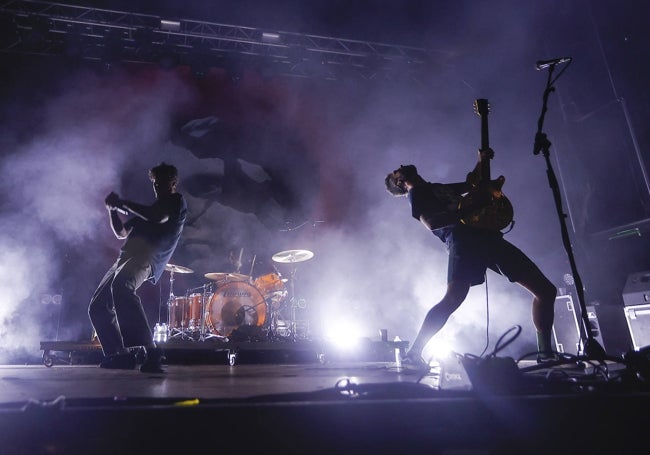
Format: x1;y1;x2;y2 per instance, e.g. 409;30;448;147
533;58;607;361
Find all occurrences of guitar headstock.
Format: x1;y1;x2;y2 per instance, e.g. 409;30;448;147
473;98;490;117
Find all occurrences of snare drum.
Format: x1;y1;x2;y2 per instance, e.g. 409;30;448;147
205;281;266;336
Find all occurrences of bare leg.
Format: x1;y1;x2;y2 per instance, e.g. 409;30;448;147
407;280;471;359
516;272;557;354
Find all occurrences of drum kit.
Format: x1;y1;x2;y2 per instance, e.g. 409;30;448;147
153;249;314;343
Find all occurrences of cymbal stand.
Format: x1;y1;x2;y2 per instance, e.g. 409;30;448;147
267;298;286;341
165;268;182;339
287;265;304;341
198;282;226;341
166;272;192;341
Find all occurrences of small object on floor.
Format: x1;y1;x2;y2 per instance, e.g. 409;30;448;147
99;352;137;370
140;348;166;374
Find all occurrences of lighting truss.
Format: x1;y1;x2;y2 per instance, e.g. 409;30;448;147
0;0;441;82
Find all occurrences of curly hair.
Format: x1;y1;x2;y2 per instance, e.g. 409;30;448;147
385;164;418;196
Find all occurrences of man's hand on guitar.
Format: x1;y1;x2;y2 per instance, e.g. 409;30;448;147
479;147;494;161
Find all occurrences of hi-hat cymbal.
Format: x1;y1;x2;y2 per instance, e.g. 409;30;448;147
272;249;314;264
204;272;250;282
165;264;194;274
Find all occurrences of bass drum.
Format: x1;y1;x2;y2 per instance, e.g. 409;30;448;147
205;281;267;337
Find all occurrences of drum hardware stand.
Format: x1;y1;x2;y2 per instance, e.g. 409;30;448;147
271;249;314;342
286;265;306;342
161;263;195;341
197;283;225;342
266;298;289;341
164;267;177;340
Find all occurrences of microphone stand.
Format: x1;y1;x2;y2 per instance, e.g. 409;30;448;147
533;61;607;361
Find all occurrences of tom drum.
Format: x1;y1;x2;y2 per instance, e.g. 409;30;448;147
186;293;205;331
169;296;187;330
254;272;288;309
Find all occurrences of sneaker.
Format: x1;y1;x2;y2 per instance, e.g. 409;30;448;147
140;348;166;374
99;352;137;370
536;351;560;364
400;352;431;373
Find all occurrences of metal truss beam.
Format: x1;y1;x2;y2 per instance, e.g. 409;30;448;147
0;0;439;82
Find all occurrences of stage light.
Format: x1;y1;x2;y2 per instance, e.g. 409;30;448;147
160;20;181;32
326;332;362;351
423;339;454;362
261;32;281;44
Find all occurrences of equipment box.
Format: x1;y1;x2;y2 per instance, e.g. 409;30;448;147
552;295;581;355
623;304;650;351
622;270;650;306
552;295;604;355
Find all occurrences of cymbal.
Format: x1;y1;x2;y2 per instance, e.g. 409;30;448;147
272;249;314;264
204;272;250;282
165;264;194;274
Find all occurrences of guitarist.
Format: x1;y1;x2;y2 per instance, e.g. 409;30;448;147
385;149;557;370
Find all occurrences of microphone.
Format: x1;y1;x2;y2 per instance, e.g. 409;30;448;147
535;57;572;70
116;207;129;216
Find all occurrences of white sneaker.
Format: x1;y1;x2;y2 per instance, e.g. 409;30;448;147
400;352;430;373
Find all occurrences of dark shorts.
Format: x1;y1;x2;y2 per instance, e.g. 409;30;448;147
446;224;542;286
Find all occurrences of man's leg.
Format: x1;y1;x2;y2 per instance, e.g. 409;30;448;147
490;236;558;358
88;259;124;357
407;280;471;359
112;257;153;349
112;258;167;373
516;272;557;357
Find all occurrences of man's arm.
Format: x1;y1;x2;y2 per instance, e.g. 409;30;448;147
105;192;130;239
465;148;495;187
419;211;461;231
108;210;129;239
120;199;170;223
105;192;170;224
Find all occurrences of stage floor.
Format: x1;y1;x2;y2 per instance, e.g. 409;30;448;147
1;338;650;454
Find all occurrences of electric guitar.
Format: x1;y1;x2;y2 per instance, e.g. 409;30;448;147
459;98;514;231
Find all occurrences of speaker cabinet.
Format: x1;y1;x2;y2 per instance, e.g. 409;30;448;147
622;270;650;306
623;304;650;351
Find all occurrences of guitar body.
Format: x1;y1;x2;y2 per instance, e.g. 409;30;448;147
461;176;514;231
459;99;514;232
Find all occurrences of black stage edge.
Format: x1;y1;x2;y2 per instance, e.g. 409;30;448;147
40;338;410;366
2;383;650;454
30;339;650;454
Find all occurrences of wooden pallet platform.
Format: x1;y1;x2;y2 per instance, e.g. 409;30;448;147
40;337;410;367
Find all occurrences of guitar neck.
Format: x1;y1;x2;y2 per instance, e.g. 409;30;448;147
480;111;491;181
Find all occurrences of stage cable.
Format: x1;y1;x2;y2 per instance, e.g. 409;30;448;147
478;271;490;358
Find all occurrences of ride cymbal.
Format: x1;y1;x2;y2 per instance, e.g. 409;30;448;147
272;249;314;263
